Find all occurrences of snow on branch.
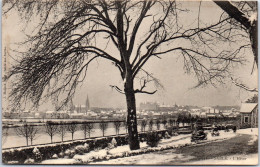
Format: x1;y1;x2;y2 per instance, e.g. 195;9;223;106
231;77;258;93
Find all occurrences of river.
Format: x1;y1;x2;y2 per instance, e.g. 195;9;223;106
2;122;170;149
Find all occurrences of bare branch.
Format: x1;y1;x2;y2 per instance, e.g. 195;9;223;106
134;89;157;95
231;77;258;92
110;85;125;94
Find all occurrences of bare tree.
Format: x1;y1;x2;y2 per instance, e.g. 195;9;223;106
246;94;258;103
81;122;94;139
213;1;257;66
2;127;9;145
28;125;38;145
67;122;77;140
211;1;258;92
113;120;122;135
141;119;147;132
15;123;38;146
156;119;161;130
231;77;258;93
4;1;248;150
57;123;67;142
45;121;58;143
86;122;94;138
169;119;174;128
99;121;108;137
81;123;88;139
15;123;30;146
148;119;154;131
123;120;128;133
162;118;168;129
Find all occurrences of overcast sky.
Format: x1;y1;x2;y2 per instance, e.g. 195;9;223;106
2;1;257;111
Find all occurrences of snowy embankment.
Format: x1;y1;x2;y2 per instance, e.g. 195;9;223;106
185;128;258;165
41;130;239;164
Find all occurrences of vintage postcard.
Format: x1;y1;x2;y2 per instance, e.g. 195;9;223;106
2;0;258;165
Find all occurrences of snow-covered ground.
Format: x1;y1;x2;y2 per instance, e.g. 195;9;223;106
237;128;258;135
41;134;191;164
90;152;193;165
237;128;258;146
185;128;258;165
41;129;246;165
41;159;77;164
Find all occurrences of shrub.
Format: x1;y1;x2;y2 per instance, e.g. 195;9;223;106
84;143;90;152
111;138;117;147
146;131;161;147
52;154;58;159
74;158;83;164
64;149;70;156
32;147;42;162
140;137;145;142
64;149;75;158
75;145;86;155
58;152;65;158
164;131;171;139
70;149;76;158
107;138;117;150
24;158;34;164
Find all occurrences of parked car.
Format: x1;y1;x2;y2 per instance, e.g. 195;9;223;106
211;128;220;136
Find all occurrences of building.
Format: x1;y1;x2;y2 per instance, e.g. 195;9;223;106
139;102;159;111
56;111;70;119
70;113;84;119
45;111;55;118
240;103;258;128
158;104;176;112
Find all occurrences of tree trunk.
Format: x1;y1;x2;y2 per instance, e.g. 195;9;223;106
51;136;53;143
125;78;140;150
250;22;258;67
26;137;28;146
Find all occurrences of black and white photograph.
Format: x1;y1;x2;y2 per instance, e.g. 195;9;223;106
2;0;258;165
